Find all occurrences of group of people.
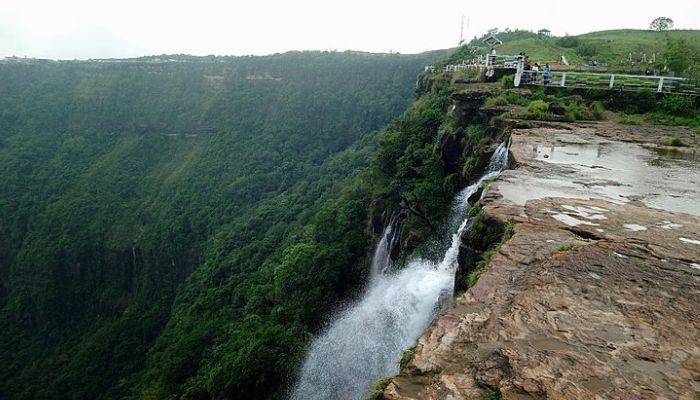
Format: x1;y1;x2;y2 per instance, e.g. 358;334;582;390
644;68;660;76
522;54;551;84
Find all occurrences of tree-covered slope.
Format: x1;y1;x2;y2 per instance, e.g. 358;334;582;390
0;50;446;399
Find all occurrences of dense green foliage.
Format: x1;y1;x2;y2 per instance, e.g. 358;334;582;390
664;37;698;76
371;93;455;248
0;50;445;399
370;77;508;260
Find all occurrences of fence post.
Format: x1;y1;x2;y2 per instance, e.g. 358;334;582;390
657;77;664;93
560;72;567;87
609;74;615;89
513;55;524;87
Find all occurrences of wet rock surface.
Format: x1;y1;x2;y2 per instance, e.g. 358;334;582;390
385;122;700;399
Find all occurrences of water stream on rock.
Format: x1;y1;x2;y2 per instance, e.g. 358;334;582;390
289;144;508;400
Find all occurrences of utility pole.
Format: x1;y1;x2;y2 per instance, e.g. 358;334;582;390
459;15;465;45
466;17;470;43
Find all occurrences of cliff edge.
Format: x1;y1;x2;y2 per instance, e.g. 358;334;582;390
385;121;700;399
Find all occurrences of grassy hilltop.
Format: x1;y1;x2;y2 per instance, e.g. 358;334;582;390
480;29;700;71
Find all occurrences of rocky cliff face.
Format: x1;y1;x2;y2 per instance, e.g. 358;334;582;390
384;121;700;399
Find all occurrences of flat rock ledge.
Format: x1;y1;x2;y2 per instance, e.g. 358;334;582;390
385;122;700;399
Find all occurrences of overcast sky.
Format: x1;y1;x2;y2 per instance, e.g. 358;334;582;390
1;0;699;59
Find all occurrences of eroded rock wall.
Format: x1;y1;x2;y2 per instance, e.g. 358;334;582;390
385;121;700;399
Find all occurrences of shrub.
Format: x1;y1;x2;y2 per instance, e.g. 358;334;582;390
461;157;479;180
499;111;513;119
557;36;579;48
659;95;696;116
466;125;486;144
591;101;605;120
501;74;515;89
564;110;577;122
528;99;549;114
578;43;598;57
530;86;547;100
667;137;686;147
565;103;598;120
503;91;530;106
614;89;657;114
484;95;509;107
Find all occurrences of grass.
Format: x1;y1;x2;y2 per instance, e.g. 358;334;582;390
484;95;509;107
528;99;549;113
619;114;644;125
557;243;576;252
503;91;530;106
452;68;484;83
368;377;393;400
618;108;700;135
495;29;700;71
563;101;605;121
400;347;416;369
647;112;700;134
523;111;559;121
467;222;513;288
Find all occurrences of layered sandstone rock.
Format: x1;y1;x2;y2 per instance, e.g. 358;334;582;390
385;122;700;399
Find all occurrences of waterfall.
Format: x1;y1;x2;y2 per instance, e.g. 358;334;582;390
369;214;402;280
487;141;508;173
289;143;508;400
369;224;393;280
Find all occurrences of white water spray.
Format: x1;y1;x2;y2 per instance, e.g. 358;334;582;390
290;144;508;400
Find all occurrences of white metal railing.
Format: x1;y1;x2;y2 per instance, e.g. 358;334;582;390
427;52;699;95
485;54;521;78
425;59;486;73
518;70;699;94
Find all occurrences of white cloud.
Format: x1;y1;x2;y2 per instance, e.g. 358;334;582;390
1;0;698;59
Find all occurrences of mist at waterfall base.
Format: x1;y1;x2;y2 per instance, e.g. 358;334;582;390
289;144;508;400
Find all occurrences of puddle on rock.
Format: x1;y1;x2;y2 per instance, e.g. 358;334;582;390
624;224;647;232
502;133;700;216
654;147;698;161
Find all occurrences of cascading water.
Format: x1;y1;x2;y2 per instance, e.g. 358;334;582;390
290;143;509;400
369;215;402;279
369;224;393;280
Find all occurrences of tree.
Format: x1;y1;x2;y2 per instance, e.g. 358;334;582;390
665;37;694;75
649;17;674;31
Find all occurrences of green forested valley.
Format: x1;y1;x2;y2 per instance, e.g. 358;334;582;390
0;50;447;399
